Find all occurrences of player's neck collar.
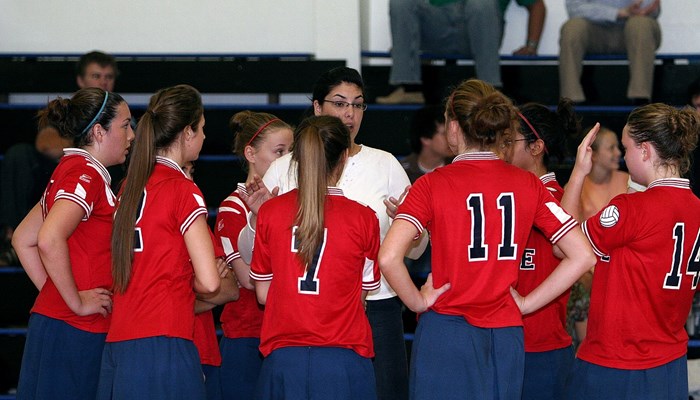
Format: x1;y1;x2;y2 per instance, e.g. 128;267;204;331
647;178;689;190
327;187;344;196
453;151;498;162
155;156;186;176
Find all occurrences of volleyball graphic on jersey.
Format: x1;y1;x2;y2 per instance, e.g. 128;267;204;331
599;205;620;228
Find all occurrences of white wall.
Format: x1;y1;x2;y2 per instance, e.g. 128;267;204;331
0;0;696;70
363;0;700;56
0;0;361;69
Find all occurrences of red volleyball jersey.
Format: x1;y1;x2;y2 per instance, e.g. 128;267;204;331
193;311;222;366
578;178;700;369
250;188;380;358
31;148;115;333
515;173;572;352
396;153;577;328
107;157;208;342
215;185;264;339
192;229;226;366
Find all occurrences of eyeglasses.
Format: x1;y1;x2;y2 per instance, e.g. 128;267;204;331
321;99;368;111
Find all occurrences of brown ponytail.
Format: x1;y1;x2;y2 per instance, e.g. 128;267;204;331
291;116;350;267
111;85;203;293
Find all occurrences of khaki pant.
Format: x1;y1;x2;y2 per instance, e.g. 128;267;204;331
559;16;661;102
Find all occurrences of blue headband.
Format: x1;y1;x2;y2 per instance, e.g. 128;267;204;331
81;91;109;135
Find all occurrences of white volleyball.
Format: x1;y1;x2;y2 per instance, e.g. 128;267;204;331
599;205;620;228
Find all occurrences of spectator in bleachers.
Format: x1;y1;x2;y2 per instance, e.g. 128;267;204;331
76;51;119;92
401;105;452;183
376;0;546;104
559;0;661;104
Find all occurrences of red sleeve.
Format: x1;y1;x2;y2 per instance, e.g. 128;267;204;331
53;164;105;218
532;180;578;244
395;174;433;238
214;193;249;265
175;181;208;236
250;203;273;281
582;194;632;258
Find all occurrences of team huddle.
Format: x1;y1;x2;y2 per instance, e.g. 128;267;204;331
10;67;700;400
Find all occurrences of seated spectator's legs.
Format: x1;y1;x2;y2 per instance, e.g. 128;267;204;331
420;2;469;55
624;16;661;101
559;17;591;103
463;0;503;87
560;18;625;102
388;0;424;86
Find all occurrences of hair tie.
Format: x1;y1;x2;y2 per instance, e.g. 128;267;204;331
518;112;548;155
147;109;157;118
246;118;280;148
81;91;109;136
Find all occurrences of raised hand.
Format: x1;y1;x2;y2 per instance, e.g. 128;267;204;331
240;175;279;215
573;123;600;179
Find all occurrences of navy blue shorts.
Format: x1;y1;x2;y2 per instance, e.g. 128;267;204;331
567;355;688;400
256;346;376;400
16;313;106;400
409;311;524;400
202;364;222;400
522;346;574;400
96;336;206;400
366;296;408;400
219;337;262;400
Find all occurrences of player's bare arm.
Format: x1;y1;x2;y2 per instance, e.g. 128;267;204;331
12;203;49;290
379;219;450;313
511;226;595;315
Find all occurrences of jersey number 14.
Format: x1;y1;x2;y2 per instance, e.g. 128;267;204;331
663;223;700;290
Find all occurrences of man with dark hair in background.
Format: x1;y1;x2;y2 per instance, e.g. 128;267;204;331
76;51;118;92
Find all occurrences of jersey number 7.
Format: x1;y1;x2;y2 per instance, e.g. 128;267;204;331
292;226;328;295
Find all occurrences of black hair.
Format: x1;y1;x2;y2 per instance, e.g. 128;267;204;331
518;98;580;167
410;105;446;154
311;67;365;104
76;51;119;78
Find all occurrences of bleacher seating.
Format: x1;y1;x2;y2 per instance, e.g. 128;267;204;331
0;54;344;103
362;52;700;106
